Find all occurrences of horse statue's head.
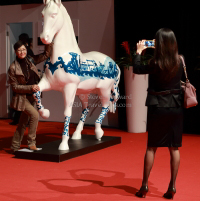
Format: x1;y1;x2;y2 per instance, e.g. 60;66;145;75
40;0;64;44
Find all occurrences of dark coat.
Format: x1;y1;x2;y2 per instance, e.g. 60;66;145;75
133;54;184;107
8;44;52;111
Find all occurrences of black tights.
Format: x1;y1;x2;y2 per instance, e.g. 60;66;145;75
142;147;180;189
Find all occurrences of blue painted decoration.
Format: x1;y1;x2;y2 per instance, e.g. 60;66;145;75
33;91;43;110
80;107;90;123
44;52;119;82
63;116;71;136
95;106;110;124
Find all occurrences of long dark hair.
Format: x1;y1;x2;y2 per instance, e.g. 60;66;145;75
150;28;180;81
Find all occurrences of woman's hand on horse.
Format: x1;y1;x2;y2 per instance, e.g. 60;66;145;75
32;85;40;92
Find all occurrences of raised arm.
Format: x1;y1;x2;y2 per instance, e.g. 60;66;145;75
133;40;154;74
30;43;53;65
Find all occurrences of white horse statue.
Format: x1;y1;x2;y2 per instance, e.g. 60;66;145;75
33;0;120;150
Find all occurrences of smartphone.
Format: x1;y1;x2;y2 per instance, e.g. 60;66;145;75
145;40;155;48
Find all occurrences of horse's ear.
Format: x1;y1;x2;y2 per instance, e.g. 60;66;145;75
55;0;62;7
43;0;51;5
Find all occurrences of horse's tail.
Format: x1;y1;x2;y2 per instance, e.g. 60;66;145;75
109;64;121;113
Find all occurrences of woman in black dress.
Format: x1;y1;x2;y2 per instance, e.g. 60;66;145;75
133;28;184;199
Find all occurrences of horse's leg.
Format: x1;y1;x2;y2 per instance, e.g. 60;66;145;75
58;83;78;150
95;87;112;140
71;94;89;140
33;75;51;119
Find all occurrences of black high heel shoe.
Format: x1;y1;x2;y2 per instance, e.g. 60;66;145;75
163;187;176;199
135;186;149;198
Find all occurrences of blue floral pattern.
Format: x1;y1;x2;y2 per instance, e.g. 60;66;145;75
80;107;90;123
62;116;71;136
44;52;119;82
95;106;110;124
33;91;43;110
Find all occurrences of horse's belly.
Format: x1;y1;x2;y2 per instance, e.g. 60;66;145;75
77;78;98;94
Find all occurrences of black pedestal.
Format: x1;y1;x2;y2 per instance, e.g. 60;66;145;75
14;135;121;162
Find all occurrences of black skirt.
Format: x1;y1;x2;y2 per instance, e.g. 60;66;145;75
147;106;183;147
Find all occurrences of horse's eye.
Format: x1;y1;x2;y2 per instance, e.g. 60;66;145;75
51;13;57;18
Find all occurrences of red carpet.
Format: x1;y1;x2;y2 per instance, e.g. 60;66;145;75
0;119;200;201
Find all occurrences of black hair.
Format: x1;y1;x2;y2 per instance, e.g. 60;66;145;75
19;33;30;44
13;40;27;51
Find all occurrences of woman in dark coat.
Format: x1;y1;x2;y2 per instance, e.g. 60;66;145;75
133;28;184;199
8;40;52;152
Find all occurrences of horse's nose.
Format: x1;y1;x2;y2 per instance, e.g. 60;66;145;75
45;35;49;42
40;33;50;44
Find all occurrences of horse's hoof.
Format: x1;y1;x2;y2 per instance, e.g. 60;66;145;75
71;131;82;140
58;135;69;150
39;108;50;119
95;128;104;140
58;142;69;150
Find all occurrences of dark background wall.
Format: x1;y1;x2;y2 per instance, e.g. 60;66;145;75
115;1;200;134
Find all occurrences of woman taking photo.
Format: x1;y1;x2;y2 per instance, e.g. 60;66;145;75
133;28;184;199
8;40;52;152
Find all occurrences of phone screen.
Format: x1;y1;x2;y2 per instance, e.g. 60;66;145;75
145;40;154;47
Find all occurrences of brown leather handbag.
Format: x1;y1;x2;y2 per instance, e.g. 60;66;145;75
180;56;198;108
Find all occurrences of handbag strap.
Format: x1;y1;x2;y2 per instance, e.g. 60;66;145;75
180;55;189;82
